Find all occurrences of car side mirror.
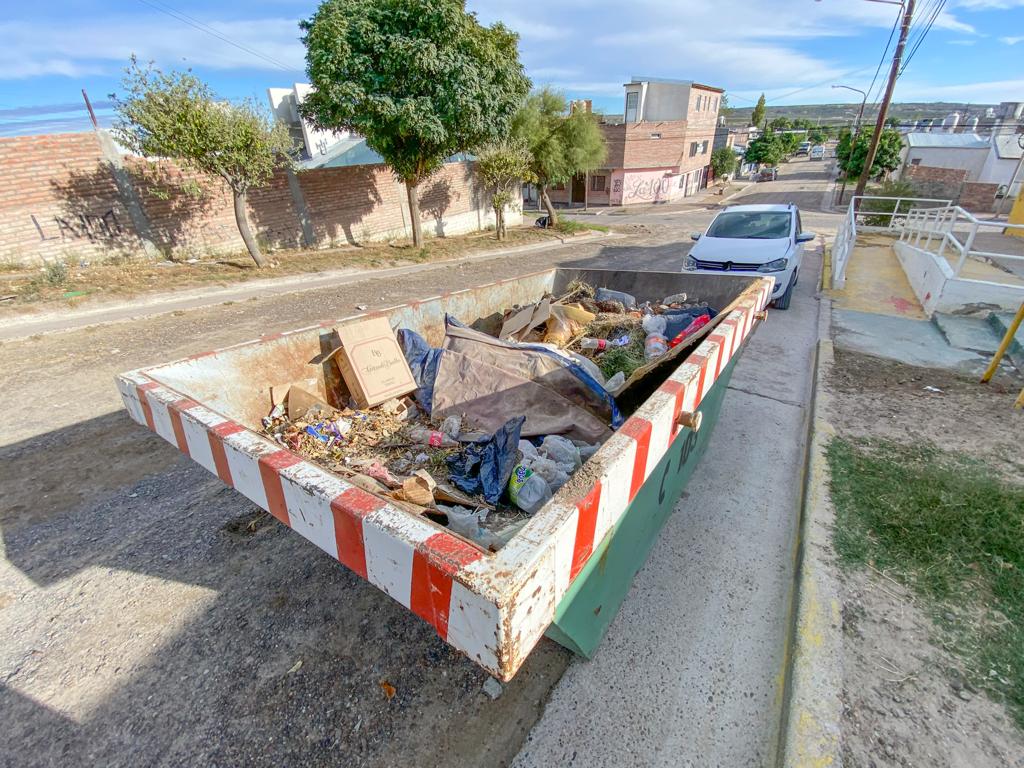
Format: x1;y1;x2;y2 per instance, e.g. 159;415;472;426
690;232;702;241
796;232;815;243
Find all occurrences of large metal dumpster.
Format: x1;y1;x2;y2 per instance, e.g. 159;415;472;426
116;268;773;680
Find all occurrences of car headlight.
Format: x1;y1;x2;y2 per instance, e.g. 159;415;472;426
758;257;788;273
683;255;697;271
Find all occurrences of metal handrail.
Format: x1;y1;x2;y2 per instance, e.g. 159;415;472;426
899;203;1024;280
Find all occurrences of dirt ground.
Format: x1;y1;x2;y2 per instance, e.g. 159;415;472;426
0;220;686;768
0;223;569;315
827;348;1024;767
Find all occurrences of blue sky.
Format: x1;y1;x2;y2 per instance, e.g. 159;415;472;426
2;0;1023;135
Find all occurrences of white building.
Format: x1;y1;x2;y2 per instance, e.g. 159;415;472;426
900;131;1024;197
267;83;352;162
980;133;1024;198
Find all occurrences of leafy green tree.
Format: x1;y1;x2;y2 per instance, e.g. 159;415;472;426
808;128;827;144
751;93;767;128
300;0;530;248
710;146;737;179
768;116;792;133
837;129;902;180
779;132;801;155
476;140;533;240
513;88;606;225
744;133;785;167
113;58;293;268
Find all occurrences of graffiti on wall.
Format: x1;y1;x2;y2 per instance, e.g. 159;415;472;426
31;210;123;242
624;175;675;202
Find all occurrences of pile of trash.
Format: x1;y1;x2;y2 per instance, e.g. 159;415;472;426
258;280;716;552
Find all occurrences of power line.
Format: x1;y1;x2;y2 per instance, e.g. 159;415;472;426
864;5;903;109
133;0;302;75
900;0;946;75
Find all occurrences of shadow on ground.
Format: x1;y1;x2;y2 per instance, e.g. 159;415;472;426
0;411;569;768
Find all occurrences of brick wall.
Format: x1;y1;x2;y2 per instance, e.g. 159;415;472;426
959;181;998;213
0;131;494;265
0;132;137;264
903;164;968;201
902;164;998;212
679;86;719;177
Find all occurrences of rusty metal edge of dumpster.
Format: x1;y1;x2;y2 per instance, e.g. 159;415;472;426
113;273;777;682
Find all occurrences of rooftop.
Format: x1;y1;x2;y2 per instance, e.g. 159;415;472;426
993;133;1024;160
904;132;989;149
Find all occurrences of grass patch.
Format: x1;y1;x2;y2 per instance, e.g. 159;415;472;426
828;437;1024;725
553;219;609;235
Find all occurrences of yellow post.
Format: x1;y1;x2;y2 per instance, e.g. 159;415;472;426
981;300;1024;383
1008;187;1024;238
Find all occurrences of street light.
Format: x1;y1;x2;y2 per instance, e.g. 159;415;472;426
833;85;869;205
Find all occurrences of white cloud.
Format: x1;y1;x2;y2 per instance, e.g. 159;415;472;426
953;0;1024;8
948;39;978;45
0;17;306;80
1000;35;1024;43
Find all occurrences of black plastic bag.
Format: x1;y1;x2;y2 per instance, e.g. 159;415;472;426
446;416;525;505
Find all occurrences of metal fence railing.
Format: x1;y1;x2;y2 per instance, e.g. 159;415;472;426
831;195;951;289
899;204;1024;283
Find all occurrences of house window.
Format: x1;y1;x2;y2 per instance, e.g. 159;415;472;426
910;158;922;166
678;175;685;189
591;175;607;192
702;140;709;154
696;95;703;111
650;132;662;139
625;91;639;123
713;96;718;111
690;141;699;157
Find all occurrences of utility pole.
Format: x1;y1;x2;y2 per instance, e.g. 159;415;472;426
82;88;99;130
854;0;915;200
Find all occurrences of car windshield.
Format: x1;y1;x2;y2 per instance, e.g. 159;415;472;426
706;211;791;240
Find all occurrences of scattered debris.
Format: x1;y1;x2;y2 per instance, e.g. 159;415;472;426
482;677;503;700
256;279;718;552
923;386;944;394
286;659;303;674
380;680;396;700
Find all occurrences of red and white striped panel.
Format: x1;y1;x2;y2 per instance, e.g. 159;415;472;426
485;279;774;668
116;371;502;671
116;277;773;680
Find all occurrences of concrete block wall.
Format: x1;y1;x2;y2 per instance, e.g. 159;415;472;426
0;131;499;265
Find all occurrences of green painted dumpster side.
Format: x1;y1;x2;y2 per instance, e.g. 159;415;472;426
545;354;738;657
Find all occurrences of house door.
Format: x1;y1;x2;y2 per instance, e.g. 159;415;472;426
571;173;586;204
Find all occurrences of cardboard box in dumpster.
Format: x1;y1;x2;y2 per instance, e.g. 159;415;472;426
326;317;417;409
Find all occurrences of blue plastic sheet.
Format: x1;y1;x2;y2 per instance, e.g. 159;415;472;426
396;328;443;414
446;416;525;505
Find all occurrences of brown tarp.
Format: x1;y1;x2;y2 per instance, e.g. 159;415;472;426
432;350;612;443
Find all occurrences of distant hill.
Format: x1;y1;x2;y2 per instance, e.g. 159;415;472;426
723;101;998;130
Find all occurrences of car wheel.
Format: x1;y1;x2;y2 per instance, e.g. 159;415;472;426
773;272;796;310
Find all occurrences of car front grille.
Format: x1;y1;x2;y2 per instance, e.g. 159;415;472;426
693;259;762;272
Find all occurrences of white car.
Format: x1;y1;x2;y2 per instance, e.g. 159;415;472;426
809;145;825;161
683;203;814;309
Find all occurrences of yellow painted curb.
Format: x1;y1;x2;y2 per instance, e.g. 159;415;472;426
778;339;844;768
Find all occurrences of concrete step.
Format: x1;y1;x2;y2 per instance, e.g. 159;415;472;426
931;313;1003;356
987;311;1024;373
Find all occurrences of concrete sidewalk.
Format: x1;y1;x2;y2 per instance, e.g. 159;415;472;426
514;253;823;767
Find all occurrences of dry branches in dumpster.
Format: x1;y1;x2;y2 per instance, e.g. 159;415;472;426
258;282;718;552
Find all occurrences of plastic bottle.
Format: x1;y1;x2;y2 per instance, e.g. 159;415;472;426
406;426;458;447
579;334;631;350
508;463;553;514
668;313;711;348
642;314;669;361
603;371;626;392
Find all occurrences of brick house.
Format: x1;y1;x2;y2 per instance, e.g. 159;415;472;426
548;77;723;207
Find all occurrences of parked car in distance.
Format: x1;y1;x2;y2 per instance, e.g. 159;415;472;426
683;203;815;309
796;141;811;156
755;167;778;182
809;145;825;161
